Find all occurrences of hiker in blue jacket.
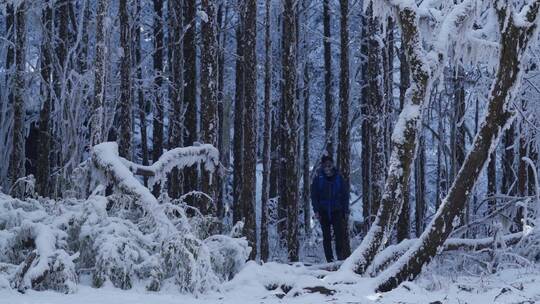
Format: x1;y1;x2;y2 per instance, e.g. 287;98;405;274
311;155;350;262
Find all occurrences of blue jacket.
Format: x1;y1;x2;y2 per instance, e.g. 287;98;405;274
311;168;350;217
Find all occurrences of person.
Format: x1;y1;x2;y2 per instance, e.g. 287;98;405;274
311;154;350;262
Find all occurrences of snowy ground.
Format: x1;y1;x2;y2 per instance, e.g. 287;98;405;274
3;262;539;304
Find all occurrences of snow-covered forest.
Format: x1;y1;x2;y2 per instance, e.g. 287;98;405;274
1;0;540;303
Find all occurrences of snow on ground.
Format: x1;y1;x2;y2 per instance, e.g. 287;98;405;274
3;262;539;304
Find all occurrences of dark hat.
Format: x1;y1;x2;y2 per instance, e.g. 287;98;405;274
321;154;333;164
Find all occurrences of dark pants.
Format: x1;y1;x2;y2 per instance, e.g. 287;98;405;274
319;210;347;262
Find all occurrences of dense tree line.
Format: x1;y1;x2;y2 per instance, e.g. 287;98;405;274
0;0;539;293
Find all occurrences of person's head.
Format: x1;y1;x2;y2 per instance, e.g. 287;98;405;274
321;155;334;176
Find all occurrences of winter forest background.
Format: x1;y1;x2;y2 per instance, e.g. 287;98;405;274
0;0;540;303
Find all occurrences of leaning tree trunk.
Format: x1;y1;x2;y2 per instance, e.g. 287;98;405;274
396;37;410;242
376;1;540;292
340;3;431;275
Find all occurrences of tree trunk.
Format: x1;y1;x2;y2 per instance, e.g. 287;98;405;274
376;2;540;291
396;36;410;242
502;124;516;195
152;0;164;163
183;0;198;197
366;1;385;230
36;2;53;196
323;0;334;158
201;0;219;214
241;0;258;260
8;0;26;187
118;0;132;159
282;0;299;262
232;1;245;224
302;62;311;236
167;0;184;197
90;0;108;147
414;133;426;237
338;0;351;258
260;0;272;262
360;11;371;234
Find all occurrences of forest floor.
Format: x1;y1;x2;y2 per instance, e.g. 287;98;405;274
2;262;539;304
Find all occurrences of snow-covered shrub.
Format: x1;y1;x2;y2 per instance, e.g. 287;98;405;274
0;142;249;295
0;194;78;293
